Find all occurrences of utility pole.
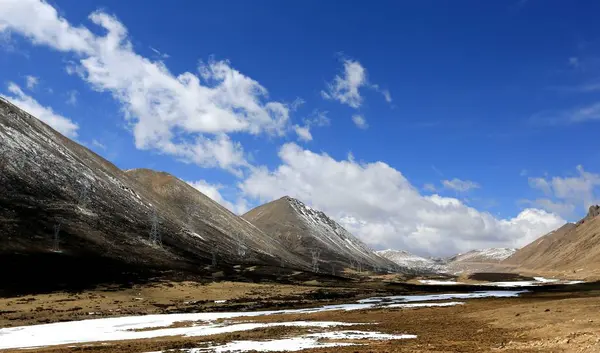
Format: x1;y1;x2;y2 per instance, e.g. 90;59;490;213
310;249;321;273
52;223;61;252
149;210;161;246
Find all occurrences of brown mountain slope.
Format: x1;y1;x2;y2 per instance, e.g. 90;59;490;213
125;169;309;270
0;97;308;294
503;206;600;274
242;196;396;273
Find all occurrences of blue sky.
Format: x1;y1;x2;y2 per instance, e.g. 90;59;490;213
2;0;600;256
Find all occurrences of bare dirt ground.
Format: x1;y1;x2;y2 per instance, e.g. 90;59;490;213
1;278;599;353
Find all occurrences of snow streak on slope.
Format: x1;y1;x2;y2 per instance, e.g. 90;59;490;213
243;197;396;272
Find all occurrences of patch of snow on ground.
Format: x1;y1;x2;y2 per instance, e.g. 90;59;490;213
0;320;355;350
533;277;559;283
146;330;416;352
310;330;417;340
418;280;464;285
386;301;465;309
0;290;526;350
357;291;526;304
485;281;538;287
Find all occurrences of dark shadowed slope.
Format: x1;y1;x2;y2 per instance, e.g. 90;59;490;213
242;196;396;273
0;97;309;293
503;206;600;273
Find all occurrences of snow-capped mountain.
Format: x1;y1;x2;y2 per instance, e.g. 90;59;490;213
243;196;396;273
376;249;443;273
377;247;519;274
447;248;517;263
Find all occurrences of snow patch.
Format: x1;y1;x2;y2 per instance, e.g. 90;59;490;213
146;330;416;352
418;280;464;285
0;290;526;350
533;277;559;283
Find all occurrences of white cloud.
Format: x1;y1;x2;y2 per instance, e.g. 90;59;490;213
240;143;565;256
321;59;366;108
292;110;330;142
527;165;600;218
352;114;368;129
371;84;392;103
2;82;78;137
423;183;437;192
91;139;106;150
188;179;248;215
66;90;78;105
173;134;248;176
522;199;576;219
382;89;392;103
0;0;292;173
528;177;552;196
293;124;312;141
442;178;480;193
321;58;392;108
149;46;169;59
531;102;600;125
25;75;38;90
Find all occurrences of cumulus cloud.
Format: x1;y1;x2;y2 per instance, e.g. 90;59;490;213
321;58;391;108
442;178;480;193
527;165;600;218
25;75;38;90
352;114;368;129
240;143;565;256
0;0;291;173
2;82;78;137
188;179;248;215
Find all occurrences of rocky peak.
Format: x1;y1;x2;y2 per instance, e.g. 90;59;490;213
577;205;600;226
587;205;600;219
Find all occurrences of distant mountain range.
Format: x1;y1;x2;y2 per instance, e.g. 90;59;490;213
375;249;443;273
378;247;517;274
448;248;517;263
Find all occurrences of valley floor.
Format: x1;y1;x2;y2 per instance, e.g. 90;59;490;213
1;279;599;353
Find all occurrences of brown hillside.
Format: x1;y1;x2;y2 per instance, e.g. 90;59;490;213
126;169;309;270
503;206;600;274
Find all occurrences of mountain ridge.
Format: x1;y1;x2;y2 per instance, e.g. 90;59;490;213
503;205;600;274
242;196;396;273
0;97;313;293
